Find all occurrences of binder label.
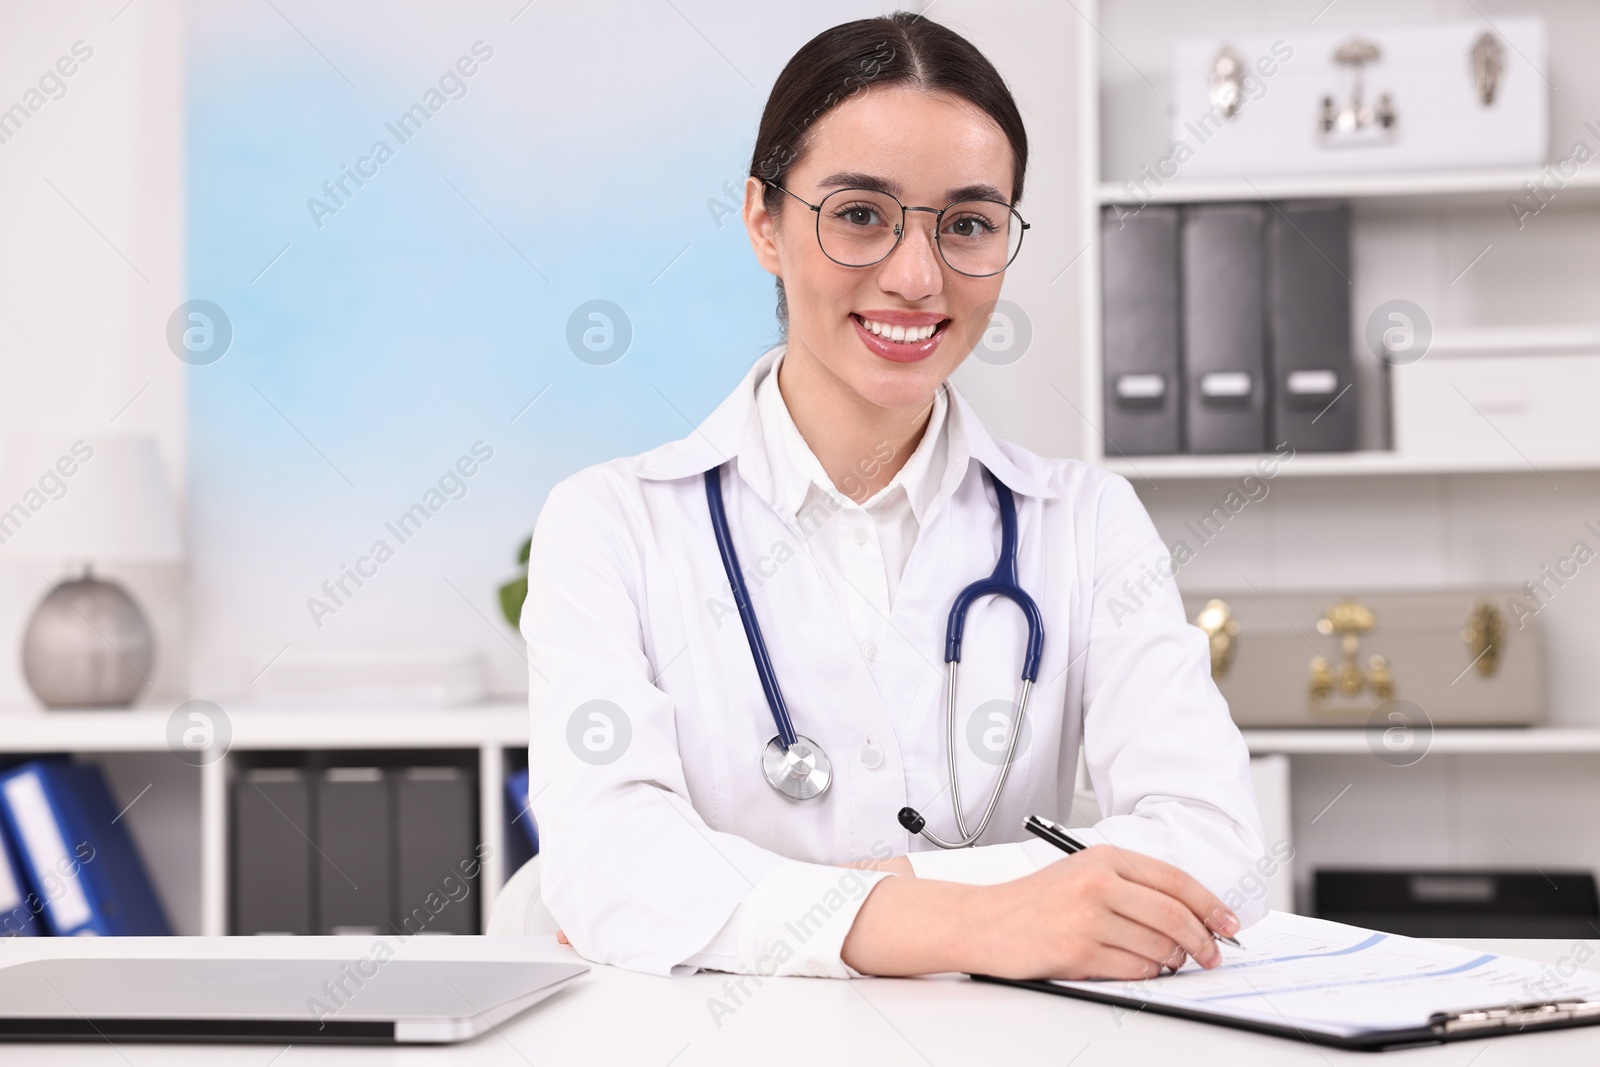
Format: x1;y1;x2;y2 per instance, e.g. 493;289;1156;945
3;772;92;931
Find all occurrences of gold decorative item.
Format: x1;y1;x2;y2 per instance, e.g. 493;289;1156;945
1194;599;1241;678
1462;599;1505;677
1308;598;1395;712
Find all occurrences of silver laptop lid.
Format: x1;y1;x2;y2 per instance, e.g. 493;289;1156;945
0;958;587;1044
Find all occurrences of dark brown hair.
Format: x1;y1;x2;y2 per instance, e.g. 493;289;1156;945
749;10;1029;331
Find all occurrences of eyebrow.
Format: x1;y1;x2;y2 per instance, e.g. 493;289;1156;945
814;171;1011;204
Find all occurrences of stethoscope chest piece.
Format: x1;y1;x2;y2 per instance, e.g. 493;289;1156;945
762;734;832;800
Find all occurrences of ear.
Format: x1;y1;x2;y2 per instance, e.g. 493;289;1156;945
743;176;783;278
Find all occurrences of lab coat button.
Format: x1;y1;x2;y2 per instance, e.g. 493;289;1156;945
863;643;878;663
859;743;883;769
852;526;869;545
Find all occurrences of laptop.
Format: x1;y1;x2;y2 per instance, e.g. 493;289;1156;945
0;957;588;1043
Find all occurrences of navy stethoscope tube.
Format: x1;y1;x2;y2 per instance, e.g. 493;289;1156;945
943;468;1044;682
704;465;800;750
704;462;1046;840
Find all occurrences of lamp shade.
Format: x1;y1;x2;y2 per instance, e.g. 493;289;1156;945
0;435;182;562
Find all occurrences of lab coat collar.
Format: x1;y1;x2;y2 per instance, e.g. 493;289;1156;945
634;344;1058;506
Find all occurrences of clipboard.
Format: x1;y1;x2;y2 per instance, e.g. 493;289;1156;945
969;911;1600;1051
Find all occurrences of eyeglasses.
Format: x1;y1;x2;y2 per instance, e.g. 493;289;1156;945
764;180;1029;278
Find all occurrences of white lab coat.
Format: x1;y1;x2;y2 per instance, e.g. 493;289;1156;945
523;345;1266;978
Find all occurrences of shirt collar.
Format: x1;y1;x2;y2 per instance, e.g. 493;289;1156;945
635;344;1059;509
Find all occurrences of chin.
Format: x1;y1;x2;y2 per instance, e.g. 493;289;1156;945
847;349;960;412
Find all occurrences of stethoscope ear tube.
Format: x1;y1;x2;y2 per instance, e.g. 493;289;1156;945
943;472;1045;681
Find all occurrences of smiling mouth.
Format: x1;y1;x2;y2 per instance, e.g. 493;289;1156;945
851;313;951;344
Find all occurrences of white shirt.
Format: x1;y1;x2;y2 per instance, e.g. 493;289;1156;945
523;344;1266;979
756;347;949;630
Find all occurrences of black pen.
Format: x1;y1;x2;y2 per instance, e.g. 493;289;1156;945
1023;814;1243;949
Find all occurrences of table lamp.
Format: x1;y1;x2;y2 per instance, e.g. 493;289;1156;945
0;435;183;708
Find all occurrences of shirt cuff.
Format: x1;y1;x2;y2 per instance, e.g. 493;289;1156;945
681;860;893;979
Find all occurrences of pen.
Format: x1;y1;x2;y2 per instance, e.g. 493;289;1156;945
1022;814;1243;949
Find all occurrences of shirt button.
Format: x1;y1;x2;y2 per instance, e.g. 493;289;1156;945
859;743;884;769
852;526;869;545
863;643;878;663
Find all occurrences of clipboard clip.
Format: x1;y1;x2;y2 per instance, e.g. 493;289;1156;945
1432;998;1600;1035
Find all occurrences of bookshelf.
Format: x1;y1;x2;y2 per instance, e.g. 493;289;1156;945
1073;1;1600;475
0;702;528;936
1075;0;1600;910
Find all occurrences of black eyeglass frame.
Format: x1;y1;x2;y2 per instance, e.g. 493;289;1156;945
763;179;1031;279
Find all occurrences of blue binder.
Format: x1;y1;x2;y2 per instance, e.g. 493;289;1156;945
0;759;171;936
505;767;540;855
0;817;42;937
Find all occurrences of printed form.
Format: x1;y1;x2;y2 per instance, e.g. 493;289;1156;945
1056;911;1600;1039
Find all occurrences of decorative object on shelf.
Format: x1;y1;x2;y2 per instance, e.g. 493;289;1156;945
1462;599;1505;678
1168;17;1546;179
1470;31;1505;106
1184;589;1543;728
0;435;181;709
498;535;532;629
1208;44;1247;120
1308;599;1394;708
1390;327;1600;466
1319;37;1397;146
251;648;487;708
1194;599;1240;678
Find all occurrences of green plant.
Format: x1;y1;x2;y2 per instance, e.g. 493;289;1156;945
498;535;532;629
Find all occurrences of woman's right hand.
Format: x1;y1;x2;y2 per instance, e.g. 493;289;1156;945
974;845;1238;981
841;844;1239;979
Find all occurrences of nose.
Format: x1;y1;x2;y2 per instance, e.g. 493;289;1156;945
875;209;945;302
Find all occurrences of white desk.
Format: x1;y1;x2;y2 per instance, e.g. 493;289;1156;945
0;933;1595;1064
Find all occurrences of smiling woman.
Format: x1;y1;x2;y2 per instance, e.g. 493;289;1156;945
522;10;1265;986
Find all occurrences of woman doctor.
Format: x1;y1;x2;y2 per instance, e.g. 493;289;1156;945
523;11;1265;981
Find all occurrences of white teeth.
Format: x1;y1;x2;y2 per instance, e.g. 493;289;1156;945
859;317;940;343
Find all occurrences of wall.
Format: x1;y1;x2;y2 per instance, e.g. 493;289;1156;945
0;0;187;706
176;0;1083;702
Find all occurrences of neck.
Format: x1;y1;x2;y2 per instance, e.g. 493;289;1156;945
776;345;937;503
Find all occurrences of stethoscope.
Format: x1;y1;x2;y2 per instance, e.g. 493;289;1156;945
703;463;1044;848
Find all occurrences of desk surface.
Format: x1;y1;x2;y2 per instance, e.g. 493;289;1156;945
0;934;1594;1065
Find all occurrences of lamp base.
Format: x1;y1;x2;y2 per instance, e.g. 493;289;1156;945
22;574;155;709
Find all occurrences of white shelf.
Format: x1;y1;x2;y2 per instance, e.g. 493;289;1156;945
0;703;529;752
1244;727;1600;755
1102;450;1600;481
1098;166;1600;207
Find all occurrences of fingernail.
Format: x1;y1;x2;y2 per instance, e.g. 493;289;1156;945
1221;912;1240;934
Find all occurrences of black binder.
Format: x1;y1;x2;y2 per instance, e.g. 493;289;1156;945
1101;205;1182;455
231;768;313;935
317;767;391;935
1266;200;1356;452
393;767;478;935
1182;203;1267;454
